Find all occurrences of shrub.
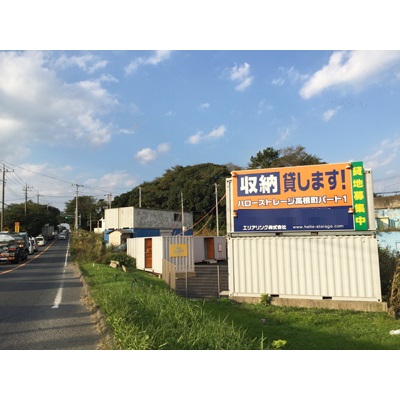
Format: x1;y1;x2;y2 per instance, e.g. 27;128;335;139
70;230;106;263
378;246;398;303
260;293;272;306
389;263;400;318
103;251;136;270
69;230;136;270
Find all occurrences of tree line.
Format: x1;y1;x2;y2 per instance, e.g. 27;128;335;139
1;145;323;235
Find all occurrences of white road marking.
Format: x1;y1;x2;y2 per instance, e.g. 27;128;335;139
52;240;70;309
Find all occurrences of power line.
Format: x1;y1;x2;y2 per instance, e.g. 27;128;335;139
0;160;75;186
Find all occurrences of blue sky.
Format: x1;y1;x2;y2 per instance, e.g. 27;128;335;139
1;2;400;212
2;49;400;211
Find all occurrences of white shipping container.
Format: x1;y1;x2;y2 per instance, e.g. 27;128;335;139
105;206;193;231
127;236;195;275
228;235;382;302
193;236;227;263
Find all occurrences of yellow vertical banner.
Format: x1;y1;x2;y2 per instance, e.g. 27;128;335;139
15;222;20;233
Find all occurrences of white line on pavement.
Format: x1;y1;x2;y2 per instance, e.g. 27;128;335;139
52;240;70;309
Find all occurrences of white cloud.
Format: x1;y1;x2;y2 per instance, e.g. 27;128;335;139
323;108;338;121
187;131;203;144
199;103;210;110
119;128;135;135
85;171;137;190
285;66;309;83
272;67;308;87
228;63;254;91
300;50;400;99
135;148;157;163
0;51;119;155
363;134;400;170
271;78;284;86
53;53;109;74
257;100;273;115
125;50;172;74
275;117;297;144
275;127;291;144
157;143;170;153
135;142;170;164
187;125;226;144
208;125;226;139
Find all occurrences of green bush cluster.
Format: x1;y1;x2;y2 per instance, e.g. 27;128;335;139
69;230;136;269
378;246;398;303
103;252;136;270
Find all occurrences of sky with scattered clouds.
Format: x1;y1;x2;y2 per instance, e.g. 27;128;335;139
1;49;400;210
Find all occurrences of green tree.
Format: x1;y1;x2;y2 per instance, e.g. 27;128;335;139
112;163;232;234
248;147;280;169
4;201;61;236
248;145;324;169
65;196;105;230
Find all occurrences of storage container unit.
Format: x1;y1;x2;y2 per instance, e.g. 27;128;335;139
108;229;134;246
228;234;382;302
225;163;384;308
127;236;195;275
193;236;227;263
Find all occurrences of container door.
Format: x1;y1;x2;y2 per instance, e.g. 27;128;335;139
145;238;152;268
205;238;215;259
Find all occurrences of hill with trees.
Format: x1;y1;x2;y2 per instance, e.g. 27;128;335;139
112;145;324;235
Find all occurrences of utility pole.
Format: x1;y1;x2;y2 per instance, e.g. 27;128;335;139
105;193;112;208
139;186;142;208
215;183;219;236
181;192;185;235
1;163;14;231
73;183;84;230
24;184;33;220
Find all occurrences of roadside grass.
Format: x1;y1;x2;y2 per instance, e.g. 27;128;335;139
80;262;260;349
79;261;400;350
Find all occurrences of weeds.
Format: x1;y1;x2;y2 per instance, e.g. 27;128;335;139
80;262;259;349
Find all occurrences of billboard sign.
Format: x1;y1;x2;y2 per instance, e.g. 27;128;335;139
231;162;368;232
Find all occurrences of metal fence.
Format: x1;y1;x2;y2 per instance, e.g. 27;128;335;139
162;259;229;299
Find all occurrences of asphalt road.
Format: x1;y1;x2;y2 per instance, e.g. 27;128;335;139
0;238;100;350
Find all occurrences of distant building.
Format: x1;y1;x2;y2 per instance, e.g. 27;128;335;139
374;195;400;252
96;206;193;244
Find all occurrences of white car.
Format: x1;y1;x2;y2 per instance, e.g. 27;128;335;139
36;235;46;246
29;237;38;253
59;232;67;240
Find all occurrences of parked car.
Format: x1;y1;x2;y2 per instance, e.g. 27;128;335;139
28;239;34;254
29;237;38;253
0;233;15;263
10;233;29;261
0;233;26;264
36;235;46;246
